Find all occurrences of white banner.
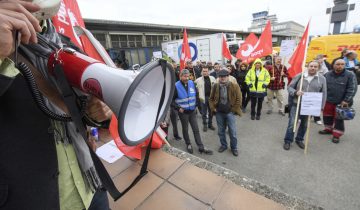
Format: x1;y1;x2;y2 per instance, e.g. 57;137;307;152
300;92;323;116
280;40;296;57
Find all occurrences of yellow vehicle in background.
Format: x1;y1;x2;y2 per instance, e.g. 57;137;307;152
306;34;360;64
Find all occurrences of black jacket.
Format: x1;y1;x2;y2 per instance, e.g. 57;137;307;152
324;70;357;104
0;75;60;210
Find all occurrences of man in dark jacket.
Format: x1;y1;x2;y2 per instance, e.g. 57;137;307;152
319;59;357;143
209;70;242;156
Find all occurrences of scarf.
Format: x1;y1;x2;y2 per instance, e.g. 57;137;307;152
219;81;229;105
19;20;101;191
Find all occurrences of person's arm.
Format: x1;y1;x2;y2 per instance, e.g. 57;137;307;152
343;72;357;104
245;70;252;87
208;83;217;113
234;84;242;115
321;77;327;109
288;74;301;96
264;70;271;86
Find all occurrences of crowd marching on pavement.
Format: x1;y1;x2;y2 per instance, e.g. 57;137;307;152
169;49;359;155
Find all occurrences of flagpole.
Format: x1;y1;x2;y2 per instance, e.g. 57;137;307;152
279;56;286;84
293;23;311;133
304;115;311;154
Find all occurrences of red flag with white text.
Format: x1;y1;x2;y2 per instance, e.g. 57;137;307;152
247;21;273;60
52;0;105;62
236;32;259;62
180;29;191;71
222;34;232;60
288;21;310;78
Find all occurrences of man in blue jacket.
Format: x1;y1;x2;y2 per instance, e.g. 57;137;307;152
173;69;213;155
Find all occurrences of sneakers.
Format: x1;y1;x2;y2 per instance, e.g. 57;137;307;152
267;110;272;114
218;146;227;153
295;141;305;149
332;137;340;144
283;142;290;150
319;130;332;135
315;121;323;125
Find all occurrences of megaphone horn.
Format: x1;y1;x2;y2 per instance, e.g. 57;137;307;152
48;48;175;146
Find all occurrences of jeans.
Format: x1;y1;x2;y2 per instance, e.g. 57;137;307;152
200;96;213;127
216;112;238;150
284;104;309;143
88;190;110;210
178;111;204;149
250;96;264;117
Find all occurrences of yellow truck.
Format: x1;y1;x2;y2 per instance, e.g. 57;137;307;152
306;34;360;64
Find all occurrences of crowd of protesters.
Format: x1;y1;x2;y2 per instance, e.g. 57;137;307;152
168;49;358;155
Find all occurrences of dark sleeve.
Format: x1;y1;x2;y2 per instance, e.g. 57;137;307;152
0;74;15;96
171;88;181;111
344;72;357;103
325;60;331;70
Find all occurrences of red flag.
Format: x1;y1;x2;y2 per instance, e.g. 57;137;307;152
52;0;108;63
109;115;165;160
236;33;259;61
288;21;310;78
247;21;273;60
180;29;191;70
222;34;232;60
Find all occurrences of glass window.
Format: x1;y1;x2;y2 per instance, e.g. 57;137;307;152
138;49;146;64
130;50;139;65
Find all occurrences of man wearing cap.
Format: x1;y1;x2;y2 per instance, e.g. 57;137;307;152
172;69;213;155
209;69;242;156
216;66;238;85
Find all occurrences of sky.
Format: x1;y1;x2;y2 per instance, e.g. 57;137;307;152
77;0;360;36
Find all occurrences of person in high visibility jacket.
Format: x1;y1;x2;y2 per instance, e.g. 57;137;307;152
172;69;213;155
245;58;270;120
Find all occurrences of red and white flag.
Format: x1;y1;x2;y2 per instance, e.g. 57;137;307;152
247;21;273;60
52;0;109;64
222;34;232;60
288;21;310;78
180;28;191;71
236;32;259;62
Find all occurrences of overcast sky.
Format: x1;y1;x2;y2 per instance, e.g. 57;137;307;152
78;0;360;36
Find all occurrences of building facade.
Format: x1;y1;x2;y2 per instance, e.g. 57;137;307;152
84;19;292;66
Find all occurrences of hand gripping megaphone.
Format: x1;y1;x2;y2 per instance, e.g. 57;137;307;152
47;48;175;146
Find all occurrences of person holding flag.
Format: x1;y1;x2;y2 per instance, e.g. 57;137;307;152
245;59;271;120
283;61;327;150
266;56;288;115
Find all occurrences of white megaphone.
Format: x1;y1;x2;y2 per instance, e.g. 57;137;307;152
47;48;175;146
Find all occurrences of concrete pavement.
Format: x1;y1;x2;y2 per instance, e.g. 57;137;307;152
168;89;360;210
